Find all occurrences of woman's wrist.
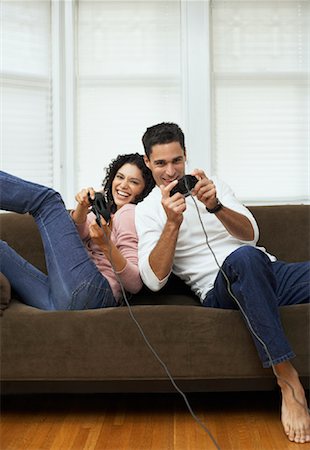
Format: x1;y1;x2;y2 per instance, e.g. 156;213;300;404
71;206;88;224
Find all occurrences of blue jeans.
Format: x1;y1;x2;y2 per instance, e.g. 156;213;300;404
203;246;310;367
0;171;117;310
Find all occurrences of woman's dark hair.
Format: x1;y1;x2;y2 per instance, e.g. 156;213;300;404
102;153;155;213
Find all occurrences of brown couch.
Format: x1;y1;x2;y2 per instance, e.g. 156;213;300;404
0;205;309;394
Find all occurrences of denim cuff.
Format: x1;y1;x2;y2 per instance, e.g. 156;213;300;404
262;351;296;369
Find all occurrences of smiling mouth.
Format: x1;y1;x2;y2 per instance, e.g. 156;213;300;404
117;190;130;198
163;178;177;184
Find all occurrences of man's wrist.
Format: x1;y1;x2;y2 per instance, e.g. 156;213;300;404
206;198;223;214
166;217;183;231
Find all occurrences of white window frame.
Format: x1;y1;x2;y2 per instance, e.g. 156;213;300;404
181;0;212;173
51;0;76;206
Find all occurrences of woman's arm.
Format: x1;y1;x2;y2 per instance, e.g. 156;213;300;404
90;204;143;294
89;219;127;273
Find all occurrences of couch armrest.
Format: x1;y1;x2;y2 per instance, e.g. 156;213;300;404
0;273;11;314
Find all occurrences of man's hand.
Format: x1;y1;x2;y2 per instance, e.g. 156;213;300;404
191;169;218;210
191;169;254;240
160;180;187;228
147;180;185;281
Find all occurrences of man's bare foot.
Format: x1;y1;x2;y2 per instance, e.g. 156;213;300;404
276;361;310;443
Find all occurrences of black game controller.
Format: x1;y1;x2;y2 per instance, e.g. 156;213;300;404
88;192;111;226
170;175;198;197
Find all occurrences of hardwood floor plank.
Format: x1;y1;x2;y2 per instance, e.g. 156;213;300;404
1;391;309;450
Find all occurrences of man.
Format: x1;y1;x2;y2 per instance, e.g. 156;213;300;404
135;122;310;444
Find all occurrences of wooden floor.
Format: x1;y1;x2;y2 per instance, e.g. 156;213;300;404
1;391;309;450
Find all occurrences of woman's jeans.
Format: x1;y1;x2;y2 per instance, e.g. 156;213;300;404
0;171;117;310
203;246;310;368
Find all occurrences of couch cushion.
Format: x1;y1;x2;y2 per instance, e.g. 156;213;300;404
1;300;308;384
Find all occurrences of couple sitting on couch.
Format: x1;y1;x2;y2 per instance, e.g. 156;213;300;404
0;122;309;443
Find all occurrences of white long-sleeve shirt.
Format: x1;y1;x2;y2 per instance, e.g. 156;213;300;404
135;176;276;302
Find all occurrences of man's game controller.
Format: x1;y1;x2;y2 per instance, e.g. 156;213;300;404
170;175;198;197
88;192;111;226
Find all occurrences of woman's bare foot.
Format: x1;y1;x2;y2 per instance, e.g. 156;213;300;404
276;361;310;443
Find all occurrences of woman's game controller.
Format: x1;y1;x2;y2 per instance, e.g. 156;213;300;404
88;192;111;226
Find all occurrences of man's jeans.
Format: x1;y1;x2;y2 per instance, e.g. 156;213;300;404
0;171;117;310
203;246;310;367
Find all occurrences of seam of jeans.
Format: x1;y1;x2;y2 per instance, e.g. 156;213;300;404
69;280;115;310
1;241;48;284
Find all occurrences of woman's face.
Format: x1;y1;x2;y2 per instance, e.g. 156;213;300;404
112;163;146;210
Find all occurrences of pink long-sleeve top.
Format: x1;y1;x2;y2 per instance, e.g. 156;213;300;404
73;203;142;303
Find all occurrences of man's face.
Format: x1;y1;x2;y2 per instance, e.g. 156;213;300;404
144;141;186;187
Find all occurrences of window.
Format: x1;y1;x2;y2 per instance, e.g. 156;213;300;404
210;0;309;203
1;0;53;185
76;0;182;190
1;0;308;205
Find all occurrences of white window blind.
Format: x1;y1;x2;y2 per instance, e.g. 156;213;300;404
77;0;182;190
1;0;53;186
2;0;307;205
211;0;309;203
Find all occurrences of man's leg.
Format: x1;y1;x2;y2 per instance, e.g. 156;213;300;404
271;260;310;443
273;260;310;306
203;246;310;442
204;246;297;367
276;361;310;443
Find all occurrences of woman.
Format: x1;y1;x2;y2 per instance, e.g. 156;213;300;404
0;153;154;310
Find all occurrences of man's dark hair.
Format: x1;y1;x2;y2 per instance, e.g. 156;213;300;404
102;153;155;213
142;122;186;158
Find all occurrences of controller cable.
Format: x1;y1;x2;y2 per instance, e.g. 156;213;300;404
186;181;310;416
93;205;221;450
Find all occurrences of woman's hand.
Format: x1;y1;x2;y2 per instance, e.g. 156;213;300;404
89;217;112;249
72;187;95;224
75;187;95;208
89;218;127;272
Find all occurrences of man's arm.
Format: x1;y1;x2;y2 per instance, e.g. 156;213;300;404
210;205;254;241
148;220;180;281
192;169;254;241
148;181;186;281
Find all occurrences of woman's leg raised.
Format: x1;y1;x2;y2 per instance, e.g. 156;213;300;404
0;171;116;309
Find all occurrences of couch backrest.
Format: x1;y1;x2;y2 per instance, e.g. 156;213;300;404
0;205;309;275
0;212;47;273
249;205;309;262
